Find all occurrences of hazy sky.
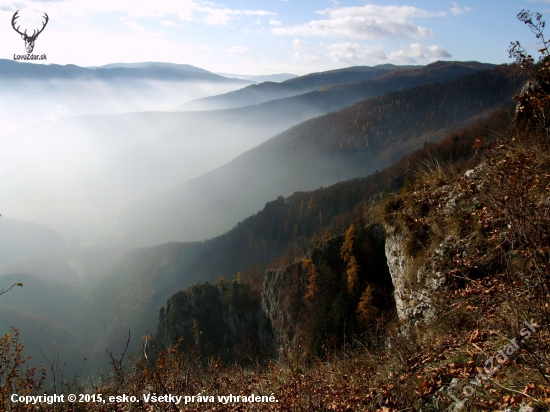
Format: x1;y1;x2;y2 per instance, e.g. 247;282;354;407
0;0;548;75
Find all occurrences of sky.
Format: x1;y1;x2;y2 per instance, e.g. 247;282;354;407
0;0;548;75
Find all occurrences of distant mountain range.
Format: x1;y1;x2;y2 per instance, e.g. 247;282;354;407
115;63;524;247
2;61;492;243
216;72;298;83
96;62;214;73
0;60;251;83
0;60;251;136
180;64;418;111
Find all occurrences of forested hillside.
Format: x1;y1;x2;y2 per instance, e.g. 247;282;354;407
117;64;524;247
180;64;408;111
2;61;542;409
0;106;512;380
264;61;494;118
4;7;550;412
181;62;492;112
69;44;550;410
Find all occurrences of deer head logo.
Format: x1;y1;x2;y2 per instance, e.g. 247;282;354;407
11;11;49;54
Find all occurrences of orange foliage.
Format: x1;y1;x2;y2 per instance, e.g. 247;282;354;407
356;285;378;327
340;224;360;294
302;259;318;299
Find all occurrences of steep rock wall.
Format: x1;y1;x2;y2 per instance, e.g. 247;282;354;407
156;213;456;358
383;166;483;324
261;236;345;353
384;224;450;323
156;282;273;359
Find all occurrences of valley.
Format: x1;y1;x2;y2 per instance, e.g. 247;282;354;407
1;10;549;407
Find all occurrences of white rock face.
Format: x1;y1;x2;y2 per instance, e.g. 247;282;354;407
384;224;449;324
383;166;486;325
384;228;411;322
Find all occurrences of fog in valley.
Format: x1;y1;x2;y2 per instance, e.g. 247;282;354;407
1;1;547;407
3;59;387;377
0;57;524;381
0;61;288;377
0;62;263;245
1;62;415;248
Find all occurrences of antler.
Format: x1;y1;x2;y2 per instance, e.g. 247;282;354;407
32;13;49;38
11;11;26;37
11;11;49;39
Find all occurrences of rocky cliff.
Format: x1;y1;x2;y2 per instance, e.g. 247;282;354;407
382;164;488;325
156;281;273;360
156;222;392;358
261;236;346;353
383;225;452;323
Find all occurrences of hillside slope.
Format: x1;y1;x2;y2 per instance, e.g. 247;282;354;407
116;64;525;247
0;218;67;274
97;109;514;373
180;64;408;111
0;109;513;380
0;60;249;83
180;62;492;112
2;62;491;243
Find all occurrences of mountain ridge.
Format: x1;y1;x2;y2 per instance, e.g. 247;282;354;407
179;62;491;112
0;59;251;83
215;72;298;83
180;63;410;111
115;63;524;247
1;61;493;244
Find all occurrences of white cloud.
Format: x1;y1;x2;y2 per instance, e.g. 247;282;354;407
387;43;451;63
293;38;310;49
125;20;165;37
0;4;17;12
327;43;387;64
269;19;281;26
243;10;276;16
125;20;145;32
450;2;472;15
273;4;445;39
386;49;416;64
5;0;277;27
308;42;452;65
197;7;238;25
194;6;276;25
226;45;249;53
427;45;452;58
161;19;183;27
294;51;321;62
